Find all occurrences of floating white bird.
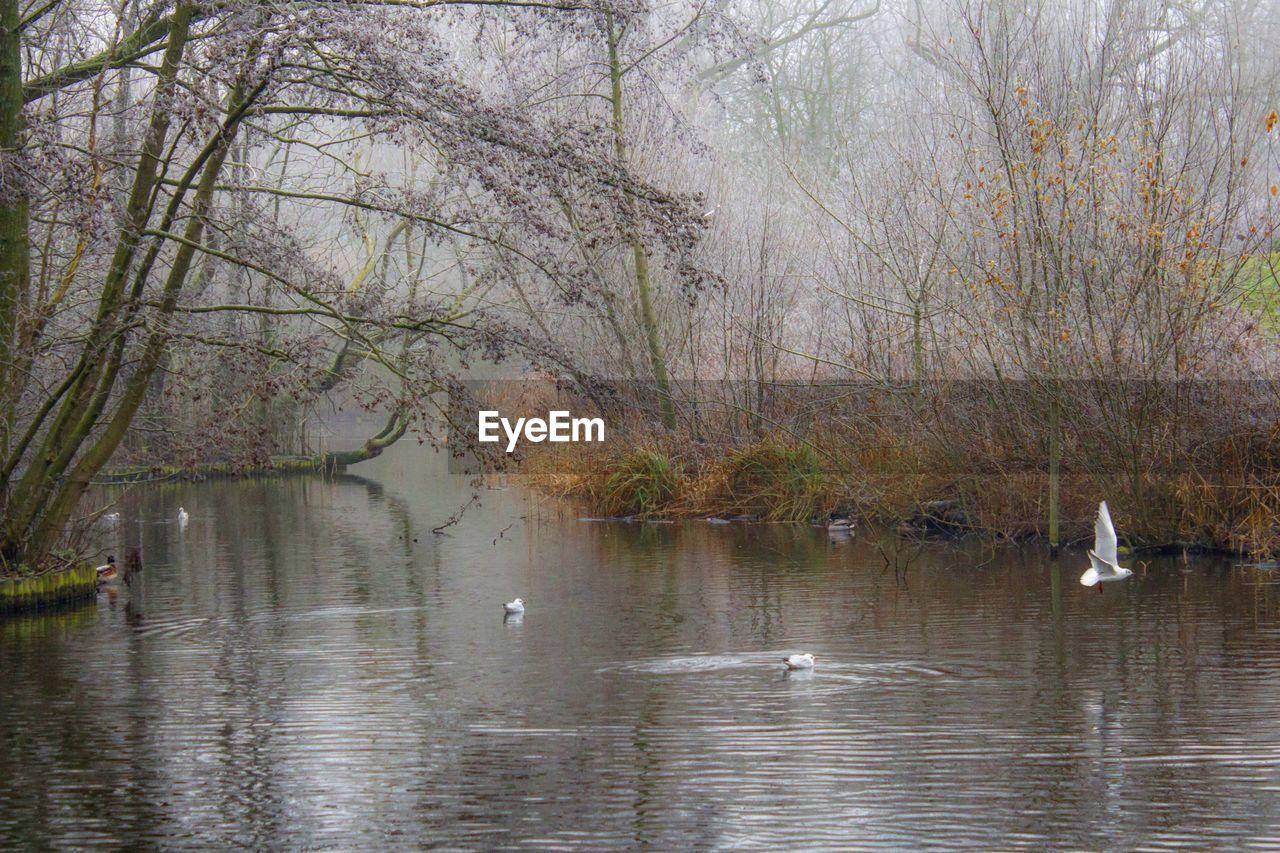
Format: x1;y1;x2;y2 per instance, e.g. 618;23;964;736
95;555;119;585
177;507;188;528
1080;501;1134;589
783;652;816;670
504;597;525;614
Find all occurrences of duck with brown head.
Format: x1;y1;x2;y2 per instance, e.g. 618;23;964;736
95;555;118;585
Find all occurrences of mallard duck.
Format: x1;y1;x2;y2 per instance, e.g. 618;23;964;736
828;514;854;532
783;652;816;670
1080;501;1134;590
95;555;119;585
503;597;525;614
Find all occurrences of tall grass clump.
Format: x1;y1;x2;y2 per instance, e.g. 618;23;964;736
714;439;828;521
594;448;686;517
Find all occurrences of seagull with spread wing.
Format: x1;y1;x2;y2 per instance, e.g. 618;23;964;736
1080;501;1134;590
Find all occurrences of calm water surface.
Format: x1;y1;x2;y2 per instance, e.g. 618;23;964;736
4;447;1280;848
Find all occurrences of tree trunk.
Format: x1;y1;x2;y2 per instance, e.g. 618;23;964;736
605;11;675;430
26;70;256;559
0;11;283;567
319;410;410;467
1;4;194;564
1047;391;1061;558
0;0;29;466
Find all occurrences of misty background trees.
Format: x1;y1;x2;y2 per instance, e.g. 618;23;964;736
2;0;1279;566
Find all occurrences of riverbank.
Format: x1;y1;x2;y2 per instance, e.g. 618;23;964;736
522;419;1278;557
93;455;345;484
0;562;98;615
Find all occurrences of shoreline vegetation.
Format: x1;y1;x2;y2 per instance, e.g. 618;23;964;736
69;421;1264;558
519;381;1280;558
527;438;1257;556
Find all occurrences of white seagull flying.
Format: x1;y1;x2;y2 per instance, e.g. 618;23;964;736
1080;501;1134;589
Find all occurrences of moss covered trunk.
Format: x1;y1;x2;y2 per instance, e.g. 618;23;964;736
0;0;28;464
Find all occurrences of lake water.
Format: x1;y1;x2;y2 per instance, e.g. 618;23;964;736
4;446;1280;848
